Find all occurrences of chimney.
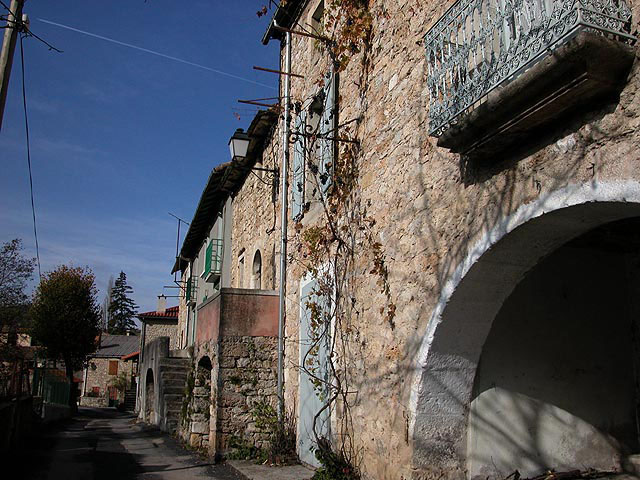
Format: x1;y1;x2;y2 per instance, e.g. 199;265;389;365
157;294;167;314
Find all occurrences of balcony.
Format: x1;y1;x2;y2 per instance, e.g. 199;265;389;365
195;288;278;345
185;276;198;307
201;238;223;283
425;0;636;157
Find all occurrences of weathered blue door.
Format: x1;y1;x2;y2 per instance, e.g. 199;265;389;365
298;277;331;467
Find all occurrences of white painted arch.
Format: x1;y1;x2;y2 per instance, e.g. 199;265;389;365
409;180;640;478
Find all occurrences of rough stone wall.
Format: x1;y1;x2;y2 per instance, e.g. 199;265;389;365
137;337;170;426
83;357;133;402
216;336;278;452
79;396;108;408
144;321;179;351
178;347;212;450
189;364;212;448
230;146;280;291
246;1;640;479
188;336;278;455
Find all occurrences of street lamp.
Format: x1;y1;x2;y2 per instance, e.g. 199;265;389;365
229;128;250;159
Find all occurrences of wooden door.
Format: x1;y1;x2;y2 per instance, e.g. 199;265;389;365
297;276;330;467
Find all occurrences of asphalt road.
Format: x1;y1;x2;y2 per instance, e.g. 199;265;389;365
8;407;245;480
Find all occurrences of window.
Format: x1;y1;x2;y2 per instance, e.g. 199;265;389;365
202;238;223;283
292;111;307;219
185;275;197;306
238;251;245;288
108;361;118;375
252;250;262;289
310;1;324;35
291;70;336;219
318;71;336;194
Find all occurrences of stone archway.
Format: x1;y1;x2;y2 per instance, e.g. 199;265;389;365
189;356;213;448
145;368;155;423
410;181;640;479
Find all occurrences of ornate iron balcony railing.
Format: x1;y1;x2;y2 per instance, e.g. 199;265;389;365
424;0;635;137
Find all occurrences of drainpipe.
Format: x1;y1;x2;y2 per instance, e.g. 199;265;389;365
277;23;291;421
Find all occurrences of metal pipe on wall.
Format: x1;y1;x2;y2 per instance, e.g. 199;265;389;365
277;24;291;420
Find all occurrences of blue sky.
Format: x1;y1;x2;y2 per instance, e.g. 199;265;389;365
1;1;279;314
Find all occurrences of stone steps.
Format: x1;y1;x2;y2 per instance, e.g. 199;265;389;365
160;371;189;380
162;383;186;393
123;388;136;412
159;366;190;375
159;358;190;367
156;356;191;434
161;375;187;385
165;419;179;431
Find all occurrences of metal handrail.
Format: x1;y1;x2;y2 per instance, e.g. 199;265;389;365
424;0;636;137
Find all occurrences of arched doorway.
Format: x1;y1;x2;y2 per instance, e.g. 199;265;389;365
145;369;155;423
468;218;639;476
252;250;262;289
411;183;640;479
190;356;213;448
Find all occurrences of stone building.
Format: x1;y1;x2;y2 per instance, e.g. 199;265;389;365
259;0;640;478
138;303;180;352
155;0;640;478
80;334;138;408
169;110;281;454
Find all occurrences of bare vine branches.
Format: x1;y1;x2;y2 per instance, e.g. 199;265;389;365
276;1;395;477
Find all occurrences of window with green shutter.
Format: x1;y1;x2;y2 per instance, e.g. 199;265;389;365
185;276;192;301
202;239;223;283
204;240;213;277
185;276;197;305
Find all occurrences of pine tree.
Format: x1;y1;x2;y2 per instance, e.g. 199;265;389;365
101;275;114;331
108;271;138;335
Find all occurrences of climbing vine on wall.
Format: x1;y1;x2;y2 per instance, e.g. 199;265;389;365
262;1;395;478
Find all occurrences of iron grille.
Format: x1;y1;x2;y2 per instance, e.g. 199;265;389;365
424;0;635;137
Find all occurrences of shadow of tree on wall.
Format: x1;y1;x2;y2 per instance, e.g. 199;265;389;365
263;1;640;478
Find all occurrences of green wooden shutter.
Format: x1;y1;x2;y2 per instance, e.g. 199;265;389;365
320;71;335;193
292;111;306;219
204;240;213;277
185;276;192;302
212;238;223;273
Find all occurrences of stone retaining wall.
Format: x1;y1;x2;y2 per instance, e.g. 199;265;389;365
216;335;277;452
79;396;108;408
185;335;277;456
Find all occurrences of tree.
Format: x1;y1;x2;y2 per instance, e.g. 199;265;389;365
0;239;36;308
0;239;36;339
108;271;138;335
101;275;114;332
30;265;101;411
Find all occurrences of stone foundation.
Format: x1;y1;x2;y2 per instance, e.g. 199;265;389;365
217;335;277;453
181;335;278;456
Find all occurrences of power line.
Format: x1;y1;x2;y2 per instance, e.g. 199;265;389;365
19;33;41;279
0;0;17;18
0;1;62;52
38;18;276;90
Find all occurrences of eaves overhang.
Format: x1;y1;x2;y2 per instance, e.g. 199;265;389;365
261;0;308;45
172;109;279;274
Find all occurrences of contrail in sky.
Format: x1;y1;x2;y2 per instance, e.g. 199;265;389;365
39;18;277;90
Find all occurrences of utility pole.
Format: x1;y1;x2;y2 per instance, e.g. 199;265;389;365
0;0;24;132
